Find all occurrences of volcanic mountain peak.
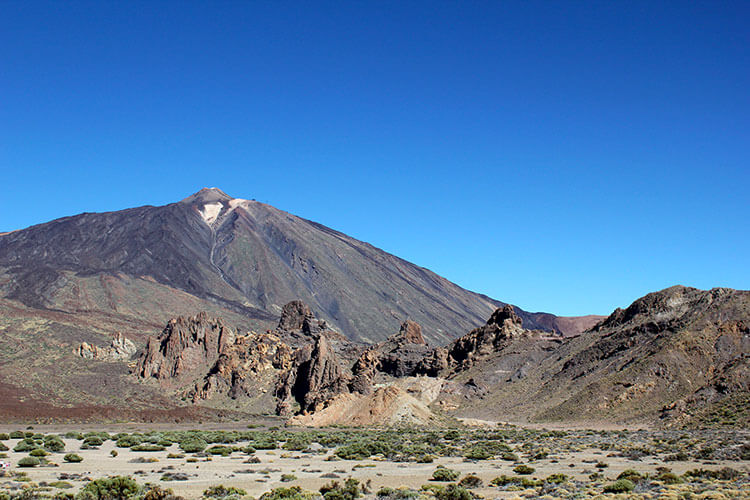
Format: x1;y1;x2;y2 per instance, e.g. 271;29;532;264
181;187;235;204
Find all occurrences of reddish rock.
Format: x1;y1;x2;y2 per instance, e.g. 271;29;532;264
135;312;235;384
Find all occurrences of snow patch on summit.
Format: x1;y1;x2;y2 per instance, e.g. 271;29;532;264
200;202;223;225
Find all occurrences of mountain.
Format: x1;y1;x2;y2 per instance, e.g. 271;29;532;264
432;285;749;426
0;187;586;345
129;286;748;428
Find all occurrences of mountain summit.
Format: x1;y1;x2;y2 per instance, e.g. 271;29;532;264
0;188;591;345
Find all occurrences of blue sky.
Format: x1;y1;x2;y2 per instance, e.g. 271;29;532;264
1;1;748;316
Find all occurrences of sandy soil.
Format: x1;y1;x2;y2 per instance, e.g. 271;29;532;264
1;432;748;499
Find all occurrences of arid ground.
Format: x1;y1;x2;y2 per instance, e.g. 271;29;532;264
0;422;747;499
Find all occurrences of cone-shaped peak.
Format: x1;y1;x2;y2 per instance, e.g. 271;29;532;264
181;187;234;204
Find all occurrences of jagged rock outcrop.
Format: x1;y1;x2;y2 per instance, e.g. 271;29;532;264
76;333;137;361
135;312;236;385
350;320;432;394
276;334;350;415
414;305;535;376
189;332;294;402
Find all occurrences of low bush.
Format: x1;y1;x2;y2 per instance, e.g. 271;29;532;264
79;476;141;499
457;475;482;488
320;478;363;500
43;435;65;452
463;448;490;460
13;439;37;452
377;487;418;499
546;473;568;484
29;448;48;457
207;445;232;456
281;474;297;482
603;479;635;493
179;438;207;453
617;469;646;483
82;436;103;447
9;431;24;439
431;467;460;482
17;457;40;467
64;453;83;463
131;444;165;452
203;485;247;498
260;486;317;500
513;464;535;475
433;484;472;500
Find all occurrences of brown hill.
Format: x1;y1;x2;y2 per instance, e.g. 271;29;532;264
432;286;750;427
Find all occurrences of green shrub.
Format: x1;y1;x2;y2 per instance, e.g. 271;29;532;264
110;450;118;458
463;447;490;460
617;469;646;483
500;452;518;461
0;433;8;440
29;448;48;457
179;438;207;453
207;445;232;456
64;453;83;463
82;436;103;447
0;442;8;452
490;475;515;486
17;457;40;467
603;479;635;493
131;444;165;452
457;475;482;488
14;439;37;452
320;478;363;500
9;431;24;439
546;473;568;484
336;441;390;460
260;486;317;500
116;435;143;448
283;436;311;451
376;487;418;499
79;476;141;499
656;472;683;484
281;474;297;482
43;435;65;452
431;467;460;482
49;481;74;489
433;484;472;500
203;485;247;498
513;465;535;475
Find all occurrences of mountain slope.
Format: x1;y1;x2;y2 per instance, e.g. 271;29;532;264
431;286;750;426
0;187;575;344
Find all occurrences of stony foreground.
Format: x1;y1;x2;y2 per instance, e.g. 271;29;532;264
0;424;748;499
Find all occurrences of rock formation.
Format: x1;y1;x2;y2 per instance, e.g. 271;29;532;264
350;320;432;394
76;333;137;361
276;334;350;415
189;332;294;402
414;305;538;376
135;312;236;385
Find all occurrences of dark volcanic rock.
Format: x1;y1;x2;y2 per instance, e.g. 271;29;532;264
278;300;314;331
276;334;350;415
444;305;526;371
136;312;236;385
350;320;433;394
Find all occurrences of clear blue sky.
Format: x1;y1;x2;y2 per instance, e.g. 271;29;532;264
1;1;748;316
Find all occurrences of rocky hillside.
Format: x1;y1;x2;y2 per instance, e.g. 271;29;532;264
0;188;587;346
434;286;750;426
